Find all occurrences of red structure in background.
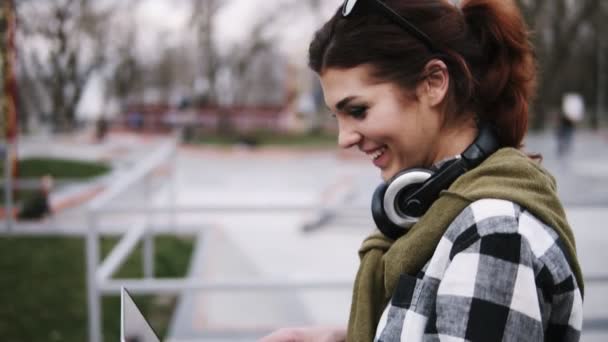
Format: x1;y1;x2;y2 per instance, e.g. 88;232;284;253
121;104;291;134
2;0;19;176
118;57;305;136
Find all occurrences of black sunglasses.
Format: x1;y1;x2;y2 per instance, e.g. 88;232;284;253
341;0;438;53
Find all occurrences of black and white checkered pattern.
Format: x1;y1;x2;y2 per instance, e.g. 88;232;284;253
375;199;583;341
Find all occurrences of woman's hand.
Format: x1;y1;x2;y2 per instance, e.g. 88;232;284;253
258;326;346;342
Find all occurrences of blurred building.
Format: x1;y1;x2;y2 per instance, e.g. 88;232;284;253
118;49;319;135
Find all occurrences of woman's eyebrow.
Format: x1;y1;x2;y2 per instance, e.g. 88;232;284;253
335;96;358;111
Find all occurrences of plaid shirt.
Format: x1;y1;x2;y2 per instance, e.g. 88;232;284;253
375;199;583;341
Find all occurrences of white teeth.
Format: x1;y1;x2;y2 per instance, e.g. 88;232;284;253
370;147;387;161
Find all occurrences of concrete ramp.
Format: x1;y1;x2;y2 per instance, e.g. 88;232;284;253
168;226;312;341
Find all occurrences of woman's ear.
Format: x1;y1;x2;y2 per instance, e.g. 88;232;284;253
416;59;449;107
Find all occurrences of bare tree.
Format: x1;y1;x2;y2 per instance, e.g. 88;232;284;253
15;56;45;132
222;5;289;106
150;44;190;105
102;2;143;113
515;0;601;128
16;0;116;131
592;1;608;128
189;0;226;106
187;0;295;133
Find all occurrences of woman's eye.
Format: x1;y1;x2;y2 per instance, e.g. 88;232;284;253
348;106;368;119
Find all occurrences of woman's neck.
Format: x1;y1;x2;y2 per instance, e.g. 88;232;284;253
432;121;478;165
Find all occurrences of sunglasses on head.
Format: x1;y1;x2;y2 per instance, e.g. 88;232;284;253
341;0;439;53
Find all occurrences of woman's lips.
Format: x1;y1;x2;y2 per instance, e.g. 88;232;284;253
368;146;388;168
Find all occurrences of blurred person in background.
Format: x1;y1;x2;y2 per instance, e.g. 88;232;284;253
261;0;584;341
17;175;53;220
95;115;109;142
556;93;585;158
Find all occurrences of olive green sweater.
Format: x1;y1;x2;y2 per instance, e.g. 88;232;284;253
346;148;583;341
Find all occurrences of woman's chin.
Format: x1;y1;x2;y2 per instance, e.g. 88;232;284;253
380;168;397;182
380;161;408;182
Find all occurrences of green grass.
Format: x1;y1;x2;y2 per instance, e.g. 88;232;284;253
193;131;338;148
3;157;110;179
0;235;194;342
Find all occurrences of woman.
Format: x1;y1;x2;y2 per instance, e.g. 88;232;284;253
261;0;583;341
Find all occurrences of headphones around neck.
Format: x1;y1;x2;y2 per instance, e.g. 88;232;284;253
371;125;500;240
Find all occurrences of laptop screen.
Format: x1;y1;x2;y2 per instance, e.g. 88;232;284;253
121;287;161;342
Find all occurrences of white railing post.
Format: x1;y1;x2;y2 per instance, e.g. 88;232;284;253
169;144;177;229
2;143;14;232
86;209;102;342
83;139;178;342
143;172;154;279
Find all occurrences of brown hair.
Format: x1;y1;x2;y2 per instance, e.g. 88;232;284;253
309;0;536;148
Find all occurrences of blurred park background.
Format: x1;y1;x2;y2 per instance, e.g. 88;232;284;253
1;0;608;341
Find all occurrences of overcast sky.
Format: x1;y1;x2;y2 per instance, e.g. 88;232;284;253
134;0;341;64
81;0;342;118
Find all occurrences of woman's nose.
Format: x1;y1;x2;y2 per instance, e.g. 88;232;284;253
338;125;361;149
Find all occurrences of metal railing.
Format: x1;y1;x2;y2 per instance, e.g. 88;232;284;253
86;138;179;342
4;136;607;341
85;139;355;342
84;136;608;342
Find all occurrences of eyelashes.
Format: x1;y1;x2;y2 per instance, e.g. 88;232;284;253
331;106;368;119
330;104;369;120
347;105;368;119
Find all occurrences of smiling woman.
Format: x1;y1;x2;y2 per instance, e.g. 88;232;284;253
319;64;474;181
260;0;584;341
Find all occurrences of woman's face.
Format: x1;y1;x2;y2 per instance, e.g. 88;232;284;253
320;65;444;181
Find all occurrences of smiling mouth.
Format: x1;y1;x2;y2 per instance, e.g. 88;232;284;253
368;146;387;161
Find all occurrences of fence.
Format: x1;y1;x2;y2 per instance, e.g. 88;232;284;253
9;135;604;341
84;138;355;342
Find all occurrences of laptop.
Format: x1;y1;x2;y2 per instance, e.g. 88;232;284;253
121;287;161;342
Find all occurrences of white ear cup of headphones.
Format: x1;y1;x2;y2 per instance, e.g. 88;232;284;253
383;169;433;228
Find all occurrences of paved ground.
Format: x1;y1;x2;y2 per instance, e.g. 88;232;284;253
166;130;608;341
3;129;608;341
